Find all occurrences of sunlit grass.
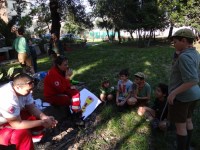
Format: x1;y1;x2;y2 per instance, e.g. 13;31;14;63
73;60;102;77
3;41;200;150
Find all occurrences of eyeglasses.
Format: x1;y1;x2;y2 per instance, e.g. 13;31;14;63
26;80;35;85
17;80;35;86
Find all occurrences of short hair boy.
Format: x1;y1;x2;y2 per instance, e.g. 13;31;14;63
168;28;200;150
116;69;132;107
127;72;151;106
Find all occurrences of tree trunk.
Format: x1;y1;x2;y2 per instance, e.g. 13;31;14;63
168;24;174;39
117;29;121;44
106;28;110;40
129;30;134;39
49;0;61;38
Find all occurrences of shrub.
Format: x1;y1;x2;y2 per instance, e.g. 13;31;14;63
0;66;15;83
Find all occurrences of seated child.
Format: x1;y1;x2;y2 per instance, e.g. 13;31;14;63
116;69;133;107
137;83;168;131
127;72;151;106
99;77;115;102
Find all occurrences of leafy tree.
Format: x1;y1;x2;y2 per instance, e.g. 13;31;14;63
30;1;51;36
48;0;93;37
158;0;200;37
1;0;92;39
180;0;200;31
0;17;16;46
91;0;168;45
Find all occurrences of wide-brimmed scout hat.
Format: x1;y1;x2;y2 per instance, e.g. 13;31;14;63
172;28;195;39
101;77;109;83
134;72;146;79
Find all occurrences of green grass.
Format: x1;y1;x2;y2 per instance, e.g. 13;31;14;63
4;41;200;150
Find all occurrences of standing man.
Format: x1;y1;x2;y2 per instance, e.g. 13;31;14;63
12;27;35;74
48;33;64;64
0;73;57;150
168;28;200;150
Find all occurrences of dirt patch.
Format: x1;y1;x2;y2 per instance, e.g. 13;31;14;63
38;106;104;150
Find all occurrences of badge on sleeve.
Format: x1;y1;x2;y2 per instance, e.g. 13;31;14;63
8;106;16;114
54;81;59;86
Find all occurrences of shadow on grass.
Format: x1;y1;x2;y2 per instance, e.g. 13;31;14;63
113;119;146;149
47;42;173;149
34;42;193;149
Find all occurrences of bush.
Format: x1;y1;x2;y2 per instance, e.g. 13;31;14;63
0;66;15;83
62;36;75;44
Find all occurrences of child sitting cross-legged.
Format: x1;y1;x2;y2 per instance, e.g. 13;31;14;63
127;72;151;107
137;83;169;131
116;69;133;107
99;77;115;103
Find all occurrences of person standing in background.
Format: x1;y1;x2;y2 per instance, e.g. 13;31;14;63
12;27;35;74
48;33;64;64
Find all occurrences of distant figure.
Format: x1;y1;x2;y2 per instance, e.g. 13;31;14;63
127;72;151;106
116;69;132;107
28;40;38;72
12;27;35;74
168;28;200;150
137;83;168;131
48;33;64;64
99;77;115;103
0;73;57;150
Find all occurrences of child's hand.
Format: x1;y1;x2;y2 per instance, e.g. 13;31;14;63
120;100;126;106
70;85;76;89
66;68;73;78
117;101;125;106
67;68;73;76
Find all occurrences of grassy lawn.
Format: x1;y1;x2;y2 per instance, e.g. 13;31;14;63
3;41;200;150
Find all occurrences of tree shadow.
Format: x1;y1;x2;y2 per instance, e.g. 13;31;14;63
35;42;175;149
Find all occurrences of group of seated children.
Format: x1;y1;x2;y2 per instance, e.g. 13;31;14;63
99;68;168;131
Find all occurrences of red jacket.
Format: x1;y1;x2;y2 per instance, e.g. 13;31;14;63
44;66;71;97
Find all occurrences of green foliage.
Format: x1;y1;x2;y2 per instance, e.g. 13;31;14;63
62;36;75;44
30;2;51;35
91;0;168;45
0;18;16;46
158;0;200;32
181;1;200;31
0;66;15;82
63;22;80;34
18;15;33;28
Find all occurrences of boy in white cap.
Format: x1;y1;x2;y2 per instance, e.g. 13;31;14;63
168;28;200;150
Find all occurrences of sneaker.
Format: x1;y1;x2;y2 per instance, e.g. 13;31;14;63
34;142;51;150
75;118;85;126
0;144;16;150
32;133;44;143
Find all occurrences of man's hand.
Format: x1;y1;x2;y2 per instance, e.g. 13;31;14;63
41;116;58;128
167;92;176;105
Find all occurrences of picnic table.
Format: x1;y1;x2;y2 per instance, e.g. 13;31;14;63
0;46;13;60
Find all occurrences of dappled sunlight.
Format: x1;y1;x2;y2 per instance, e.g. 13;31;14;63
194;43;200;52
72;60;102;77
37;57;50;63
95;110;150;149
144;61;152;66
91;43;101;46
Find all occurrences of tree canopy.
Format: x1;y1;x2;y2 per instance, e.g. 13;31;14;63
0;0;199;42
